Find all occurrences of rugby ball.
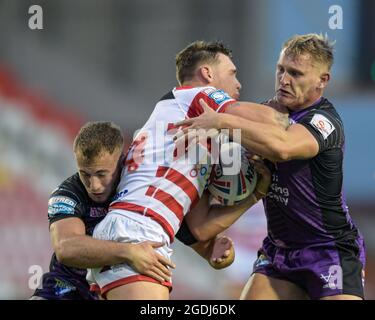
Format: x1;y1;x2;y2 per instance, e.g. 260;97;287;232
208;142;257;205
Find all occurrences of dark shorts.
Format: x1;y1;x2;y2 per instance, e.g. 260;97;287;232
253;236;366;300
32;272;98;300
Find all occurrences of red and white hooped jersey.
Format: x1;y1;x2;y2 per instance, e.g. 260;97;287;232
110;86;236;242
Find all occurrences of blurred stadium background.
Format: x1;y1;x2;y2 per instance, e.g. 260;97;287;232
0;0;374;299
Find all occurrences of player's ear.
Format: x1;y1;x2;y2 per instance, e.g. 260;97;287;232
199;65;213;83
319;72;330;89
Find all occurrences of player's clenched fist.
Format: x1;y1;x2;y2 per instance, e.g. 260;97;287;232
208;235;235;270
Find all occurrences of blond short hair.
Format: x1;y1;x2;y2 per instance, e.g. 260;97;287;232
73;121;124;162
282;33;335;70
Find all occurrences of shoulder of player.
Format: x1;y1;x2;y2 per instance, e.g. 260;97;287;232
303;99;343;127
172;85;215;98
49;173;87;205
159;90;175;101
48;174;90;220
195;86;232;100
323;99;344;124
195;87;235;109
158;86;213;105
296;101;345;146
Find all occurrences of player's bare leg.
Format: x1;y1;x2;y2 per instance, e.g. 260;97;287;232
320;294;362;300
106;281;169;300
240;273;309;300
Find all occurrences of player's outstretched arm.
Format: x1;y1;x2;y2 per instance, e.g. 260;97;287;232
224;100;290;129
174;98;290;137
175;99;318;162
50;217;175;282
185;161;271;242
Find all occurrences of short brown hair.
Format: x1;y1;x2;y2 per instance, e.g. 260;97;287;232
73;121;124;161
175;40;233;85
282;33;335;70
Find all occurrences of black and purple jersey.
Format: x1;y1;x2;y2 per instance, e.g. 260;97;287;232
255;98;365;299
32;173;197;300
263;97;362;248
32;173;110;299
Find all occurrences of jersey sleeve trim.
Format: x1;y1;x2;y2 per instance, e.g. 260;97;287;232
48;189;84;223
187;88;236;118
298;121;325;152
49;214;84;226
217;100;236;113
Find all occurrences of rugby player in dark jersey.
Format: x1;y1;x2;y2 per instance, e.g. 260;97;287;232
30;122;237;300
176;34;365;300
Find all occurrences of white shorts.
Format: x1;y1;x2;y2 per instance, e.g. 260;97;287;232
87;210;173;298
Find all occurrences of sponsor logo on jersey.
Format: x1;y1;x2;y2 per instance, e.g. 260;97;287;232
310;113;335;140
53;278;76;296
112;189;128;201
208;89;231;105
48;196;77;216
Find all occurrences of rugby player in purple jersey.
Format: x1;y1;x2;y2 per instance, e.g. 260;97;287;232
30;121;237;300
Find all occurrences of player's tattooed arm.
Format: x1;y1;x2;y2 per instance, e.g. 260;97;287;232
275;110;291;129
225;100;290;129
174;99;290;136
176;100;315;162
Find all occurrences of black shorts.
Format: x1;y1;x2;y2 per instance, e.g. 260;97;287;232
32;271;98;300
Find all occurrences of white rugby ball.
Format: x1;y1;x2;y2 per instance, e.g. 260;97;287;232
208;142;257;206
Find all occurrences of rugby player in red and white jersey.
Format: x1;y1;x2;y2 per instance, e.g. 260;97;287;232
87;41;273;299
